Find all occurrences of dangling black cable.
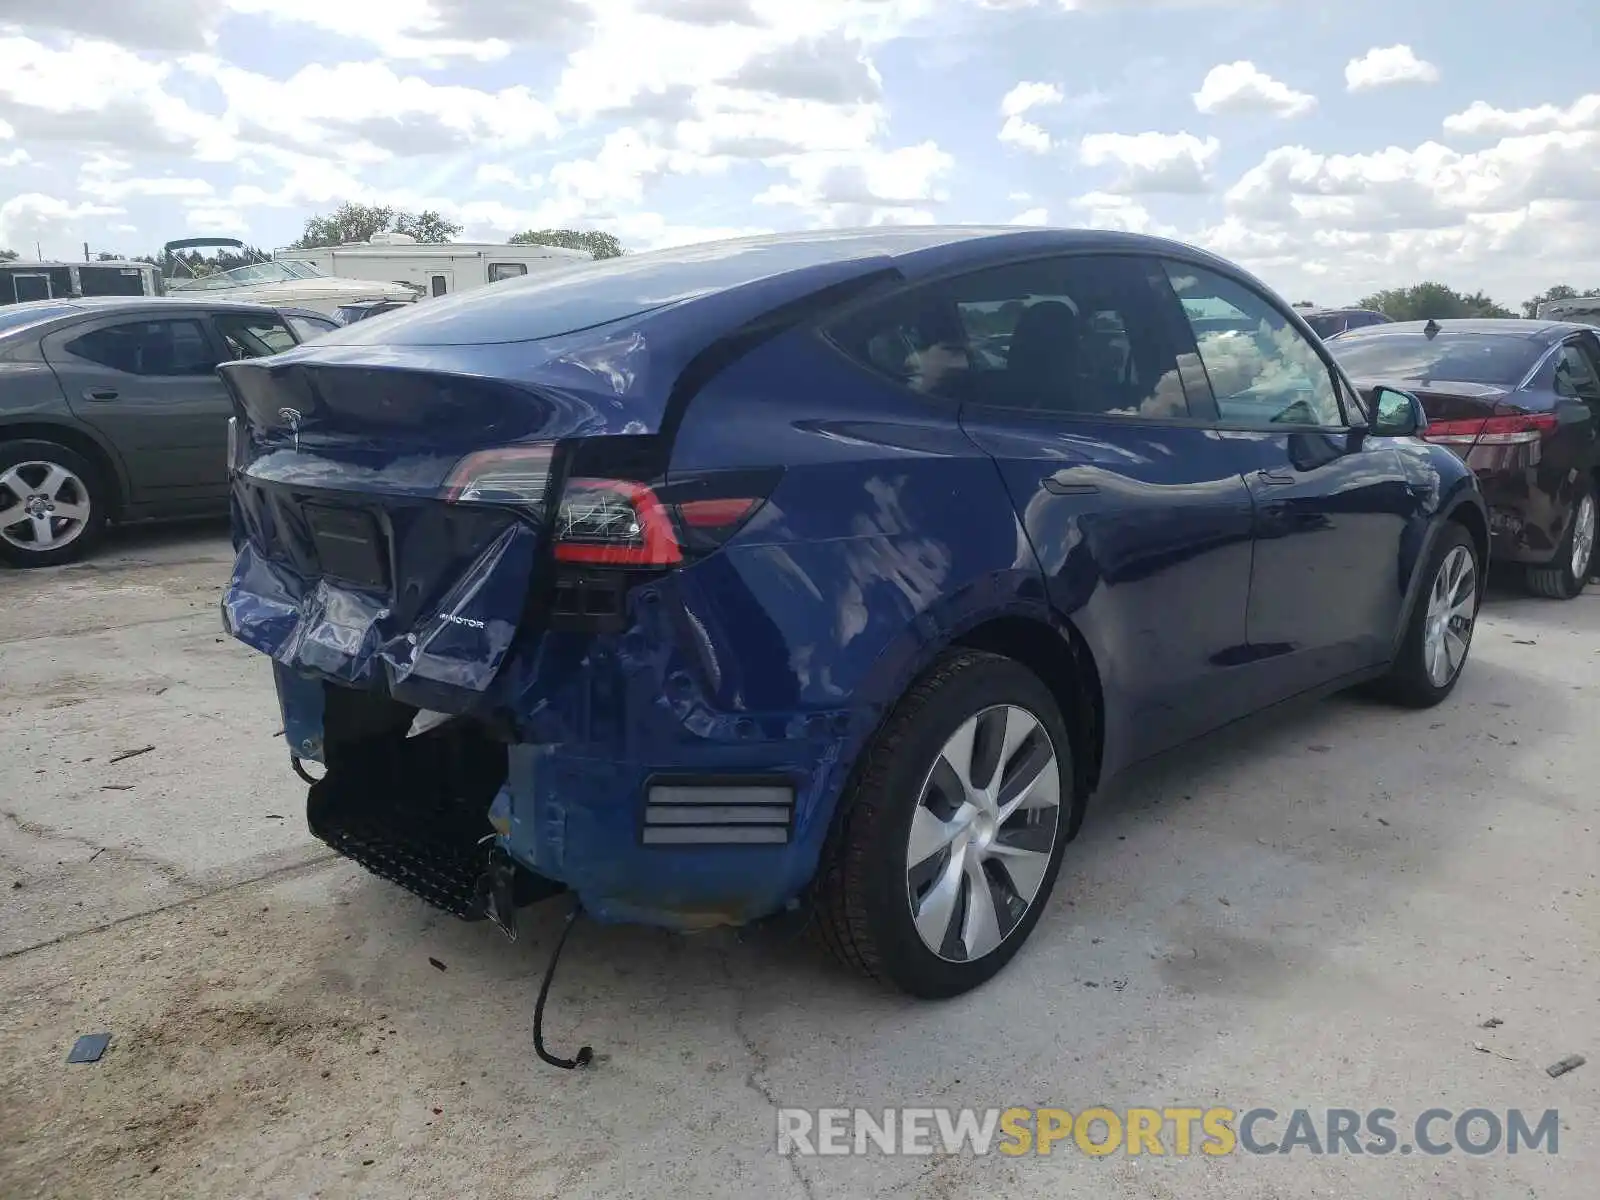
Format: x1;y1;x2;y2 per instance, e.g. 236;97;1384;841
534;897;594;1070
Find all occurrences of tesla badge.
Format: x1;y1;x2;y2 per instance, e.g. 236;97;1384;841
277;407;302;452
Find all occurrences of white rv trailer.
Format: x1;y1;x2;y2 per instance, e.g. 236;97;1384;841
1537;295;1600;326
273;234;592;298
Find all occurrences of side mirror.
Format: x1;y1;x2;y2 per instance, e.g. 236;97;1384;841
1371;386;1428;438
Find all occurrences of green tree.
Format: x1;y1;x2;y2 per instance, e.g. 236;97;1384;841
394;209;465;244
1522;284;1600;319
291;203;461;249
0;248;17;262
509;228;625;259
1355;282;1514;321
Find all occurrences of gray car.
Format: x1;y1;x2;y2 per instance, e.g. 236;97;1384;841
0;296;340;567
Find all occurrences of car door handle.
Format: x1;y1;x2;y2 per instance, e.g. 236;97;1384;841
82;388;119;402
1255;468;1296;485
1042;470;1099;496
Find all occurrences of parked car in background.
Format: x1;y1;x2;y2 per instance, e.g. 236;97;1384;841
218;226;1487;1001
1329;318;1600;597
333;299;412;325
0;296;331;567
1296;305;1394;340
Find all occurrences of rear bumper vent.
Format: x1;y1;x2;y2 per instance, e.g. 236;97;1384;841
641;778;794;846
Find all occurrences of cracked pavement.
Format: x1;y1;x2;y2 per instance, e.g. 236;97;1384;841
2;522;1598;1199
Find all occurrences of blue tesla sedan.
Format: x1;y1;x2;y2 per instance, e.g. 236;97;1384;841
218;227;1486;1002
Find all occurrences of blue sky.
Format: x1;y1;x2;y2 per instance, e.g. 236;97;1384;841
2;0;1597;309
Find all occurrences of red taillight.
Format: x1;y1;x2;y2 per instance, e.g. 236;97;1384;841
553;479;682;567
676;497;762;528
446;447;776;569
1424;412;1556;447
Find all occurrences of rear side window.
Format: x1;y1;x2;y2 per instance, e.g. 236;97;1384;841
65;319;216;376
826;254;1196;420
1303;312;1347;339
488;262;527;282
1162;262;1344;427
287;314;338;341
1554;341;1600;401
1328;331;1545;387
214;314;296;358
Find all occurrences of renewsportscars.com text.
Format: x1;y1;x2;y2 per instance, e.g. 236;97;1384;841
776;1106;1561;1157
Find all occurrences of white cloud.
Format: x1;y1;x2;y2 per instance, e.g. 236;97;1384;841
0;0;219;51
1344;45;1440;92
79;175;215;204
216;0;552;62
1444;94;1600;138
181;57;561;164
1000;116;1053;154
1226;131;1600;229
1070;192;1173;236
756;140;955;224
1001;81;1065;118
1079;131;1220;193
0;193;126;253
998;81;1064;153
1193;61;1315;118
0;35;227;156
1009;207;1049;225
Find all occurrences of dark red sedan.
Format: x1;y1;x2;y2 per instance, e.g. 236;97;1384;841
1330;318;1600;598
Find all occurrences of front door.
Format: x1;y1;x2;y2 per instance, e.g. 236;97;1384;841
43;313;234;504
1157;259;1418;699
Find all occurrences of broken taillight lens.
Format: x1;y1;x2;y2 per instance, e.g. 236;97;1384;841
442;446;557;508
445;447;777;569
553;478;683;566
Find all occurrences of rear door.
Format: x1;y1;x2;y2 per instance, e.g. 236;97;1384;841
1158;260;1420;698
875;252;1262;763
43;312;232;504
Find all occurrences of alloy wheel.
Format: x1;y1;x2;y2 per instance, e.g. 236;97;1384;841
0;460;92;555
1423;544;1478;688
905;704;1061;963
1570;492;1596;582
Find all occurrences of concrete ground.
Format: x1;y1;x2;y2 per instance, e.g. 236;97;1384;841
1;521;1596;1200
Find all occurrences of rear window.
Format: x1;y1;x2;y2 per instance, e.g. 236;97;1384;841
1328;331;1544;386
315;235;898;347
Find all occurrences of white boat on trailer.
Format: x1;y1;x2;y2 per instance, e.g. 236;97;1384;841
161;237;417;319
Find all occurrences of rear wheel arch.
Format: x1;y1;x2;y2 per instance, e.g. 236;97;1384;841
0;421;127;518
1447;498;1489;577
952;613;1104;798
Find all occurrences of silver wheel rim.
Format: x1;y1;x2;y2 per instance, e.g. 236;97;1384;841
1571;493;1595;580
0;460;92;553
906;704;1061;963
1423;545;1478;688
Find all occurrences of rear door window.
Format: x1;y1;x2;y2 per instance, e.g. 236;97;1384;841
65;319;218;376
213;314;297;358
1554;340;1600;402
825;254;1198;421
286;314;338;342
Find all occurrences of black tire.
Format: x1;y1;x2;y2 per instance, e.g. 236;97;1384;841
1525;477;1596;599
1373;522;1482;708
811;649;1084;999
0;439;109;568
